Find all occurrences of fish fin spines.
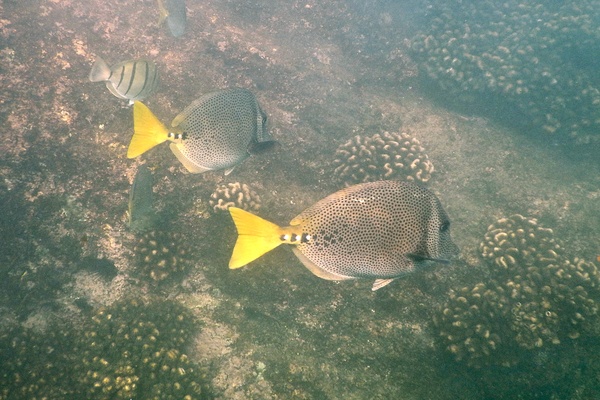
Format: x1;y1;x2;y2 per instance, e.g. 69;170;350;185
127;101;169;158
229;207;284;269
372;278;395;291
89;57;111;82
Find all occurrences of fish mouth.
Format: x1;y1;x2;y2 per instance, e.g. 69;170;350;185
445;243;461;260
437;235;460;257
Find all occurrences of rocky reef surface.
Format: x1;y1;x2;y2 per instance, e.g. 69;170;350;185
1;0;599;398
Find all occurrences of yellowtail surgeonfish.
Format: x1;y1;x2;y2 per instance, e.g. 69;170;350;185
89;57;159;104
157;0;187;37
128;88;276;175
229;180;459;291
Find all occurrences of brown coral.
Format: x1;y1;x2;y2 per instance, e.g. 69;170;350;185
332;131;434;187
208;182;261;213
434;214;600;368
133;230;191;283
409;0;600;142
480;214;563;272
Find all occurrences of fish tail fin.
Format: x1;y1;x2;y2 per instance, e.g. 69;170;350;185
157;0;168;24
89;56;111;82
229;207;283;269
127;101;169;158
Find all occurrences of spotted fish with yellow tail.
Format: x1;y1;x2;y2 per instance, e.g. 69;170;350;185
128;88;275;174
229;180;459;291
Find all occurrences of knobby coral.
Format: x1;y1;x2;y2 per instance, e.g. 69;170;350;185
133;230;192;283
208;182;261;213
332;131;434;186
410;0;600;143
78;298;204;399
434;215;600;368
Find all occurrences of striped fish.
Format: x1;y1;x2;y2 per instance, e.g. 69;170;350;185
89;57;159;104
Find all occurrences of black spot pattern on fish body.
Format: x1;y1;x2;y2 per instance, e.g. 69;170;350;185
295;181;458;279
175;89;270;171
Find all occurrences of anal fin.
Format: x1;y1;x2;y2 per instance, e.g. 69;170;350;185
372;278;395;291
169;143;211;174
292;248;354;282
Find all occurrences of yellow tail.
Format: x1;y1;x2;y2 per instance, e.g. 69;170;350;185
229;207;284;269
127;101;169;158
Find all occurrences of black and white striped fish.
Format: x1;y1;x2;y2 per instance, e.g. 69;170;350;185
89;57;159;104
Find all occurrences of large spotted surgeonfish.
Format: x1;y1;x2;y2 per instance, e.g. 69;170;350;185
127;88;275;174
229;180;459;291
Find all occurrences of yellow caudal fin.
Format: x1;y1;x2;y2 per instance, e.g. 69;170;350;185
229;207;284;269
127;101;169;158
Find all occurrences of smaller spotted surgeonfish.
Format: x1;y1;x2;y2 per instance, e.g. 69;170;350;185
127;88;275;174
229;180;459;291
157;0;187;37
89;57;159;104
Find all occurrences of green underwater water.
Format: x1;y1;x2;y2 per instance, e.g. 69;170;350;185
1;0;599;399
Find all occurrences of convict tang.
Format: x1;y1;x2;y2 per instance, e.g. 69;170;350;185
89;57;159;104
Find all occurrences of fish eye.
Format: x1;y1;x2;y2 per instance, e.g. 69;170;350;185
440;221;450;232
